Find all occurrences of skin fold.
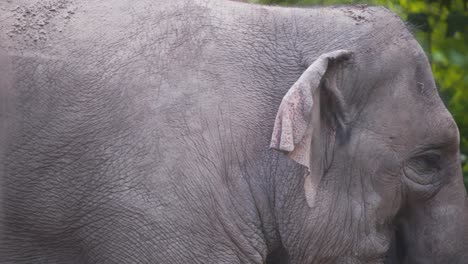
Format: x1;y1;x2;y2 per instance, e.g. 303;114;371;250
0;0;467;263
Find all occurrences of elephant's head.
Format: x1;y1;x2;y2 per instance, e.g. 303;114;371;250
269;32;468;262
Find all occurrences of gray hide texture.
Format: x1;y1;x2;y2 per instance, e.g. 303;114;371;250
0;0;467;263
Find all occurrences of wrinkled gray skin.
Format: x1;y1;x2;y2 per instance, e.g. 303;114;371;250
0;0;467;263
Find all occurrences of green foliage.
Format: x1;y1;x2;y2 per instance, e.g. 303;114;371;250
251;0;468;188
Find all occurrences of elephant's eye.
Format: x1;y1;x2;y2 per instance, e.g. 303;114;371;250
410;154;441;172
404;152;442;185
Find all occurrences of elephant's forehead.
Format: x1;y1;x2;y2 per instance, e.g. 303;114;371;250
362;83;457;151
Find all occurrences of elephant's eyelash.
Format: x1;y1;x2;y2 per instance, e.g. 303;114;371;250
411;144;444;158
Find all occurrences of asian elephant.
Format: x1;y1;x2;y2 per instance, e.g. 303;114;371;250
0;0;467;263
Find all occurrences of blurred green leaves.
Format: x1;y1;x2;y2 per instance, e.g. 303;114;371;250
251;0;468;188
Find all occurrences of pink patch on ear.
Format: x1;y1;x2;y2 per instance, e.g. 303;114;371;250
270;81;314;153
270;50;352;172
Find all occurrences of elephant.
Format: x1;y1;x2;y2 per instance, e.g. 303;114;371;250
0;0;467;263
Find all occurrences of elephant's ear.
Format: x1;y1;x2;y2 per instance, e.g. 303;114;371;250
270;50;352;173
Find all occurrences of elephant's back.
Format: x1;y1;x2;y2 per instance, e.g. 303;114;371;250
0;1;287;262
1;0;287;224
